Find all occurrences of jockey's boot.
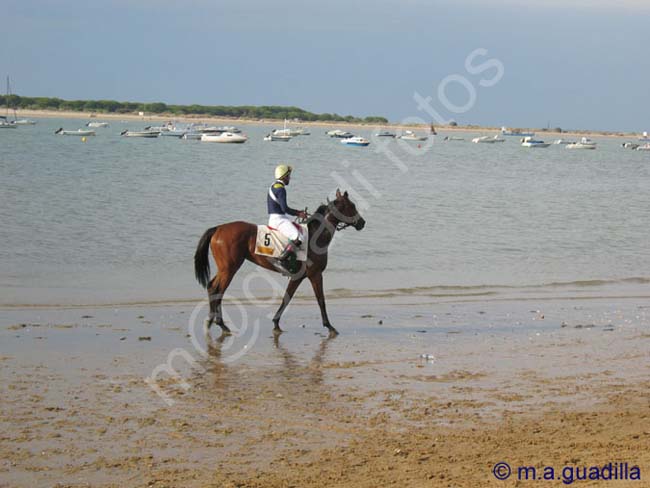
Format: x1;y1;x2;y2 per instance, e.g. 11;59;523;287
279;238;302;262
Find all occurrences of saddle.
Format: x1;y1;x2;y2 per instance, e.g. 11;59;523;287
255;224;308;261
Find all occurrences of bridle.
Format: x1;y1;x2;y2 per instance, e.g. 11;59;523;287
325;198;361;231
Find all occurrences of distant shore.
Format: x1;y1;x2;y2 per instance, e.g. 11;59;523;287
17;108;639;139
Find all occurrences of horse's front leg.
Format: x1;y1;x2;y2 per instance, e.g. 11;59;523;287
272;277;304;333
308;272;338;336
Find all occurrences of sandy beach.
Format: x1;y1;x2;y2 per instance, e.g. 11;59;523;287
2;295;648;487
15;109;638;140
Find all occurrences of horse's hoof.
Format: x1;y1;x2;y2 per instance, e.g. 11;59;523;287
273;325;283;335
325;325;339;337
218;323;232;335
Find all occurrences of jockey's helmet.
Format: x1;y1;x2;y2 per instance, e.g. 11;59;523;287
274;164;293;180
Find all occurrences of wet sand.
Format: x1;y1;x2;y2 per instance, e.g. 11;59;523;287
1;296;649;487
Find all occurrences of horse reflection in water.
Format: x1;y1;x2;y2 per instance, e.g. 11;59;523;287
202;330;336;404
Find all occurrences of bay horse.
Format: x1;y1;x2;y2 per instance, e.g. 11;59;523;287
194;190;365;336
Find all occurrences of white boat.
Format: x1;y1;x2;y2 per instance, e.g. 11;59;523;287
273;120;308;137
0;116;17;129
521;137;550;148
264;133;292;142
554;139;574;145
341;136;370;147
327;129;354;138
443;136;464;141
501;126;535;137
2;77;35;127
87;121;109;128
55;128;96;136
638;131;650;143
636;144;650;151
181;132;202;140
160;129;186;137
120;130;160;138
472;135;504;143
201;132;247;143
375;130;396;138
398;130;427;141
566;137;597;150
622;142;640;150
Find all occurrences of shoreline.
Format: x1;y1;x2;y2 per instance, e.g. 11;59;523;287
16;108;640;139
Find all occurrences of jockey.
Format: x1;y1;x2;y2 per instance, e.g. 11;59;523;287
268;164;306;264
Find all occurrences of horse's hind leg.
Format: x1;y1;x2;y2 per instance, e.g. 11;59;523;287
205;275;220;330
212;263;243;334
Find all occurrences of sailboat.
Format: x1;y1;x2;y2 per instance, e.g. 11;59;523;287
1;77;16;128
4;77;36;126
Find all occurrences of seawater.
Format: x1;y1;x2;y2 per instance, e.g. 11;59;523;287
1;117;649;305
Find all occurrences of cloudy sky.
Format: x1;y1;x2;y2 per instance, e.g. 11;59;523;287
2;0;648;131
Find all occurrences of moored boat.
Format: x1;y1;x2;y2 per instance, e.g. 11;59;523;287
201;132;248;143
55;128;96;136
120;129;160;138
398;130;427;141
636;143;650;151
0;116;17;129
87;121;109;128
566;137;597;150
521;137;550;148
341;136;370;147
375;130;396;138
327;129;354;138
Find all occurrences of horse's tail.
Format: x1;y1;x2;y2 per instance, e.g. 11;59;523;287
194;226;219;289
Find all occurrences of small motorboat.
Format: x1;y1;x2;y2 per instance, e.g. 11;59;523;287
636;144;650;151
160;129;186;137
14;119;36;125
264;133;292;142
87;121;109;128
622;142;640;150
638;131;650;143
398;130;427;141
554;139;574;145
201;132;247;143
181;132;202;140
341;136;370;147
566;137;597;150
327;129;354;138
443;136;464;141
521;137;550;148
55;128;96;136
375;130;396;138
0;116;17;129
472;135;504;143
120;129;160;138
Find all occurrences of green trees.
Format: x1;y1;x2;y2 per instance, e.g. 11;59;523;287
1;95;387;123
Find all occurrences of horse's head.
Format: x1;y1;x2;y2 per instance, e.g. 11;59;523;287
327;189;366;231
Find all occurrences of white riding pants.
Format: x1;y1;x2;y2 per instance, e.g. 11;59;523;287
268;214;302;241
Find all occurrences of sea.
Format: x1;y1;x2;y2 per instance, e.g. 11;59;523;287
1;117;649;306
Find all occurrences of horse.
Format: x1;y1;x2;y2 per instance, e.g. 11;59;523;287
194;189;365;336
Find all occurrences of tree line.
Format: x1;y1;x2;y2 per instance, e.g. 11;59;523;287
0;95;388;124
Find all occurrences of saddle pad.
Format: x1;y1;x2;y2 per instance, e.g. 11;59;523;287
255;225;308;261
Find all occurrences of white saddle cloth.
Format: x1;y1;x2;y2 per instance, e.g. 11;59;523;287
255;224;308;261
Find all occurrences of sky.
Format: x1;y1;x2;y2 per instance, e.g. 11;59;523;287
1;0;648;131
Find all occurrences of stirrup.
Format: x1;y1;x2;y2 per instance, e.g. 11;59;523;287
278;239;301;261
